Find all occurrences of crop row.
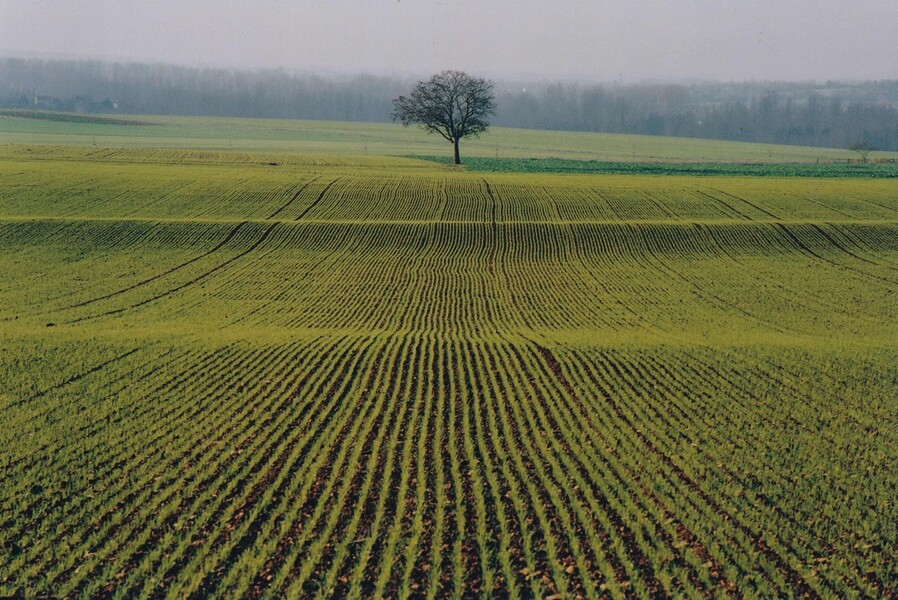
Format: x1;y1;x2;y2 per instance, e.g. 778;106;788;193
2;332;894;597
4;155;898;223
2;152;895;597
1;218;895;345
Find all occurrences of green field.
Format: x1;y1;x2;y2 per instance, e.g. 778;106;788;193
4;110;898;163
1;131;897;598
422;155;898;178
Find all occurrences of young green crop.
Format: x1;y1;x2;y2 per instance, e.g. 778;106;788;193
1;145;895;598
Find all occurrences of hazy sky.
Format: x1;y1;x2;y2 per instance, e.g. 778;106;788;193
2;0;896;82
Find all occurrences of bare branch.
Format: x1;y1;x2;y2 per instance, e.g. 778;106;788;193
849;141;877;163
392;70;496;164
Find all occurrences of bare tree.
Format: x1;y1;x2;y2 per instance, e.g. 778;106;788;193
849;141;877;163
392;70;496;164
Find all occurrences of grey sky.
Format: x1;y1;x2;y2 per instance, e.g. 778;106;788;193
2;0;896;82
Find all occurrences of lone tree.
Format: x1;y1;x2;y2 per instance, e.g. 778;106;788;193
392;70;496;164
849;141;877;163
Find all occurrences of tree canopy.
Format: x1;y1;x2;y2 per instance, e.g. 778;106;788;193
392;70;496;164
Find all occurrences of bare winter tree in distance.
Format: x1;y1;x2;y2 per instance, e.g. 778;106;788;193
849;141;877;163
392;70;496;164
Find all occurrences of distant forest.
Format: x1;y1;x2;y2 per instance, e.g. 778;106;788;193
3;57;898;151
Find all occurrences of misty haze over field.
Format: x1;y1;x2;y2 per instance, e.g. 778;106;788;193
3;1;898;151
2;0;897;82
4;58;898;151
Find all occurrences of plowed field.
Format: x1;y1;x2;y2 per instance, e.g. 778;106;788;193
1;146;896;598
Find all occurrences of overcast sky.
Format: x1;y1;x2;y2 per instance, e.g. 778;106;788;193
2;0;896;82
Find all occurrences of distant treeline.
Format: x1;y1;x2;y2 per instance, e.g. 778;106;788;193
502;82;898;152
3;57;898;151
0;58;403;122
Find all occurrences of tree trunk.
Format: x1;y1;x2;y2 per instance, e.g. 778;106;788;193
453;138;461;164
